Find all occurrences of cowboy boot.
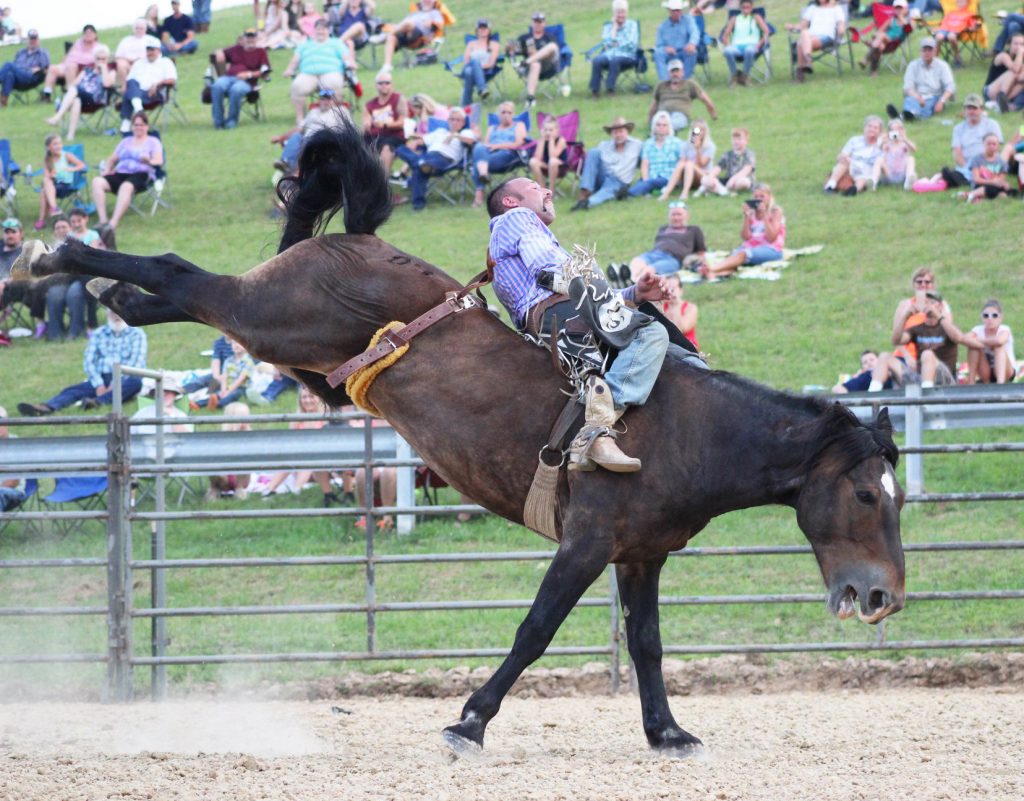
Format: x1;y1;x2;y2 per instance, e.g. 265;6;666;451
568;376;641;473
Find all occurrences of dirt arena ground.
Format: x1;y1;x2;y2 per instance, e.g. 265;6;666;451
2;685;1022;801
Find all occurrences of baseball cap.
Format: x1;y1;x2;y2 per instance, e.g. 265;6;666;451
919;36;936;49
667;58;684;72
962;93;983;108
531;12;546;22
318;87;336;98
27;28;39;38
477;19;490;28
2;217;22;231
144;35;162;49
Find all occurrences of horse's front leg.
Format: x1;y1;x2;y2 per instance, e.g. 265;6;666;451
616;558;703;755
443;532;611;755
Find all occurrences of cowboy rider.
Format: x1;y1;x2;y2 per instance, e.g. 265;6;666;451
486;176;686;473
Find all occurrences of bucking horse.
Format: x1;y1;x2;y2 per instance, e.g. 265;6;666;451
11;121;905;756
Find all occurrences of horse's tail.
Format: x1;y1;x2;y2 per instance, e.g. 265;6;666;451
276;117;392;253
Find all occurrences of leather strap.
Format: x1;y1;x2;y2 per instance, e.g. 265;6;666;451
326;272;493;390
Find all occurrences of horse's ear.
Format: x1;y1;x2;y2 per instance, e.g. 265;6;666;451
875;407;893;434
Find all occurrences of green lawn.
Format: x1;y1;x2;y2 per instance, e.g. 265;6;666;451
0;1;1022;694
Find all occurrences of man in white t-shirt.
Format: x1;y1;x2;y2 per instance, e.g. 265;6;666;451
396;105;477;211
119;37;177;132
787;0;846;82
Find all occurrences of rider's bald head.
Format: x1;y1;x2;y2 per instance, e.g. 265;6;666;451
487;178;526;218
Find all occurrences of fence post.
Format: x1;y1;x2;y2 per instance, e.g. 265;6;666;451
396;435;414;535
607;566;620;694
106;367;134;701
904;383;924;495
151;375;168;700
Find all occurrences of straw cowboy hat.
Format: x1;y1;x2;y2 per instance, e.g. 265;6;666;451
603;116;635;134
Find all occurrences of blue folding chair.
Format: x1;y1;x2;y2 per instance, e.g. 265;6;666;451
509;23;573;102
420;117;473;205
585;20;652;94
41;475;108;537
444;32;506;103
0;139;20;218
482;108;534;179
24;142;92;216
720;7;776;85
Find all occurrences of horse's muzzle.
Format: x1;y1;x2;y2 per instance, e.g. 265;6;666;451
828;582;905;624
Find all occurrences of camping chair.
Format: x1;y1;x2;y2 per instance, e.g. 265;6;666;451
376;1;456;69
721;7;777;84
444;32;506;103
481;108;534;179
202;53;270;123
7;71;45;105
0;477;40;538
928;0;988;65
422;116;472;205
129;129;171;218
788;15;856;77
141;83;188;131
38;475;108;538
23;143;91;215
0;138;19;218
585;20;652;94
693;13;718;84
509;23;574;101
535;109;586;197
850;3;914;73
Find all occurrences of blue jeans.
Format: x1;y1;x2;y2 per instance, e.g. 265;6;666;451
628;176;668;197
903;94;939;119
580;146;630;207
162;40;199;57
470;144;522;189
191;0;212;25
653;47;696;80
262;374;298;402
396;145;460;209
638;249;681;275
0;63;40;97
211;75;251;128
589;54;637;93
45;372;143;411
45;280;88;341
734;245;782;265
121;79;163;119
280;132;304;169
460;59;487;105
0;486;26;512
911;0;943;16
994;14;1024;53
723;43;757;77
604;321;669;408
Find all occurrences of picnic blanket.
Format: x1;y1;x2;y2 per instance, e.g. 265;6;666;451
676;244;825;284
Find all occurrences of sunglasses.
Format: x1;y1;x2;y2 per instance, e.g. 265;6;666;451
668;201;687;209
982;312;1001;319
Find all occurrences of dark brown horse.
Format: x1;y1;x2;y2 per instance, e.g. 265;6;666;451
13;123;906;756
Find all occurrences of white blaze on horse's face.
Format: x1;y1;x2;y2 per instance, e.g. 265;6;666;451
880;464;896;501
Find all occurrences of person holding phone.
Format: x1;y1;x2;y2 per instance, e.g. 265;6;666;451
701;182;784;280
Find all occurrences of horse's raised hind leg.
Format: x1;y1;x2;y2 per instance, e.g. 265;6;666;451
88;279;199;326
616;558;703;755
443;537;612;755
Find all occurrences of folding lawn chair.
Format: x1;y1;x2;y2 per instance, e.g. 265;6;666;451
586;20;652;94
24;142;91;215
928;0;988;65
38;475;108;538
850;3;914;74
721;7;776;84
535;109;585;197
422;116;472;205
444;32;506;104
0;139;20;218
788;17;856;78
508;22;573;102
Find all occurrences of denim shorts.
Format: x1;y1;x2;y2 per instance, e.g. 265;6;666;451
639;249;682;275
734;245;783;265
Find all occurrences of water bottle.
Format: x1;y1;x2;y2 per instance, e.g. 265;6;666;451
203;66;214;88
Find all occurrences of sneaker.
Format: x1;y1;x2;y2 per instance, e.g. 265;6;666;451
605;264;620;286
80;397;99;411
570;198;589;211
885;103;900;120
119;118;131;134
615;186;630;201
842;185;858;197
617;263;632;285
525;95;536;109
692;186;706;198
131;96;143;113
902;109;915;123
17;402;53;417
479;87;490;100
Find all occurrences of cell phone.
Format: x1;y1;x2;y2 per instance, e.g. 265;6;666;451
744;198;761;209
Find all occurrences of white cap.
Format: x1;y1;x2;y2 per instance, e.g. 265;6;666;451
144;35;162;49
892;0;908;7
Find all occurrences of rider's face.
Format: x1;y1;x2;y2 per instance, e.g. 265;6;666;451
510;178;555;224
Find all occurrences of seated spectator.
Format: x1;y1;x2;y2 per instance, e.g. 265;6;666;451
17;310;147;416
992;8;1024;55
589;0;640;97
528;115;567;195
161;0;199;56
968;299;1016;384
933;0;974;68
42;216;90;342
507;11;561;109
261;386;341;506
297;1;325;38
41;24;99;102
131;377;193;435
571;115;643;210
890;267;953;365
381;0;445;72
395;106;477;212
272;87;352;174
984;32;1024;113
207;401;253;500
702;182;785;279
332;0;377;48
115;19;152;88
460;19;500;106
648;58;717;132
697;125;754;197
720;0;771;86
260;0;304;49
207;337;256;409
91;111;164;236
654;0;699;81
659;119;716;200
859;0;910;76
260;369;298;403
0;218;46;339
832;350;890;393
961;133;1016;202
67;207;101;249
362;71;408;176
0;6;21;44
118;37;177;134
626;111;684;199
787;0;846;83
0;27;48;106
45;45;115;141
282;18;354;125
659;273;699;350
33;134;85;232
407;93;449;136
887;36;955;123
346;405;396;529
210;27;270;130
824;115;884;195
471;102;528;208
874;118;918;190
628;200;706;280
869;292;973;390
144;4;162;38
182;333;232;405
932;94;1003;188
0;406;27;511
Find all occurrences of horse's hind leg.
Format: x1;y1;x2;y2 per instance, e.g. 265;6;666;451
616;558;703;754
88;279;199;326
443;535;611;754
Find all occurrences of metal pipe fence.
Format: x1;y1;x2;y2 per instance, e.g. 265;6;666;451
0;375;1021;700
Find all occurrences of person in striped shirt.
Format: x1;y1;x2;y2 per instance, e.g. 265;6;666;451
486;177;687;473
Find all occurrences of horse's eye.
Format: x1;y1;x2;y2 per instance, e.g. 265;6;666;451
855;490;876;505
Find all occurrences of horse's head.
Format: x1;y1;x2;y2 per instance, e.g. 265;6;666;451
795;405;905;624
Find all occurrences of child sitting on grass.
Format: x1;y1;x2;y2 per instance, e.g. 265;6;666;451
961;133;1014;203
208;337;255;409
697;127;755;197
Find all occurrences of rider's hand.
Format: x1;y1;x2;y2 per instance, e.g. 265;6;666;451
634;272;675;303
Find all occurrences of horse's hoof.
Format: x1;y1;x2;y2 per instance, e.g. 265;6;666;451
9;240;52;281
86;277;118;300
651;731;705;759
442;727;483;759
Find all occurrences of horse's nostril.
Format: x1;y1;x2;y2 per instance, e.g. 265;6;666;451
868;588;889;611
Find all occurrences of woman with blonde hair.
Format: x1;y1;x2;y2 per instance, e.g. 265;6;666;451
702;182;785;279
45;44;115;141
660;118;716;200
260;386;340;506
34;134;86;231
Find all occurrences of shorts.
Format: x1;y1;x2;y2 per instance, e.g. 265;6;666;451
105;172;149;193
396;27;429;48
878;172;906;186
895;359;955;388
366;133;405;153
639;249;682;275
734;245;783;266
984;351;1017;380
816;35;836;49
55;181;76;198
849;161;874;181
539;60;558;81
